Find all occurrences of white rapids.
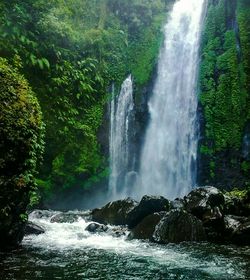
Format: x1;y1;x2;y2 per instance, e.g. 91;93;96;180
20;210;247;280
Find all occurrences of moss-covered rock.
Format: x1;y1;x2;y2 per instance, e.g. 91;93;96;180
0;57;44;250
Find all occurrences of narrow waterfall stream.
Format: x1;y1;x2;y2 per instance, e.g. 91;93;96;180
109;75;134;199
137;0;207;200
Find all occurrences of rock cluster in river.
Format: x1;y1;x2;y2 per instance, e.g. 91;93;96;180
91;187;250;245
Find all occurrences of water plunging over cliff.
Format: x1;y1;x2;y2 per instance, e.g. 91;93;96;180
137;0;206;200
109;76;134;199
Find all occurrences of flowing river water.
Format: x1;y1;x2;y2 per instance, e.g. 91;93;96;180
0;210;249;280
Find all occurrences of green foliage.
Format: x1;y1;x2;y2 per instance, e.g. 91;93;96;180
28;191;41;208
20;213;28;222
237;0;250;120
241;161;250;174
0;57;44;183
226;188;249;199
0;0;168;203
199;0;250;184
0;57;44;246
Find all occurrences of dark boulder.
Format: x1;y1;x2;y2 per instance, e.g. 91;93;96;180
25;221;45;235
128;212;166;240
202;206;225;243
85;222;108;233
153;209;206;244
231;220;250;246
184;187;225;220
127;195;170;229
224;215;244;236
223;216;250;245
91;198;138;225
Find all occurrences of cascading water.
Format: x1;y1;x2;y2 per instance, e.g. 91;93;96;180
137;0;207;200
109;75;134;199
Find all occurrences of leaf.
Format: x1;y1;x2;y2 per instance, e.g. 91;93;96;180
30;54;36;66
42;58;50;69
38;59;44;70
20;35;26;43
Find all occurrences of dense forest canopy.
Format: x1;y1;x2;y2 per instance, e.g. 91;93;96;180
0;0;172;206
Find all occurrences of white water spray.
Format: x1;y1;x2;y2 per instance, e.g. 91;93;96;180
137;0;207;199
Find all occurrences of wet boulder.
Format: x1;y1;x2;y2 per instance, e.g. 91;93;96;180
29;210;52;219
85;222;108;233
127;195;170;229
91;198;138;226
224;215;245;236
202;206;225;243
231;219;250;246
153;209;206;244
170;198;185;210
223;215;250;245
25;221;45;235
184;187;225;220
50;212;84;223
128;212;166;240
108;226;127;238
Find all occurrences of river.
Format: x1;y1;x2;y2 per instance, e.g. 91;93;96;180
0;210;249;280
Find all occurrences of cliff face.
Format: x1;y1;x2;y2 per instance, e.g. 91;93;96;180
197;0;250;189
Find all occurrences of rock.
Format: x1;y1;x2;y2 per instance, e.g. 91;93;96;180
202;207;225;243
224;215;243;235
108;226;127;238
223;215;250;245
127;195;170;229
231;220;250;246
29;210;53;219
153;209;206;244
170;198;185;210
91;198;138;226
25;221;45;235
85;223;108;233
50;213;82;223
184;187;225;220
224;192;250;217
128;212;166;240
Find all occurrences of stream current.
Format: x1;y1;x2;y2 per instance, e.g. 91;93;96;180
0;210;249;280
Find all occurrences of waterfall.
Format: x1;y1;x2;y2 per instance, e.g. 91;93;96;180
137;0;207;200
109;75;134;199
